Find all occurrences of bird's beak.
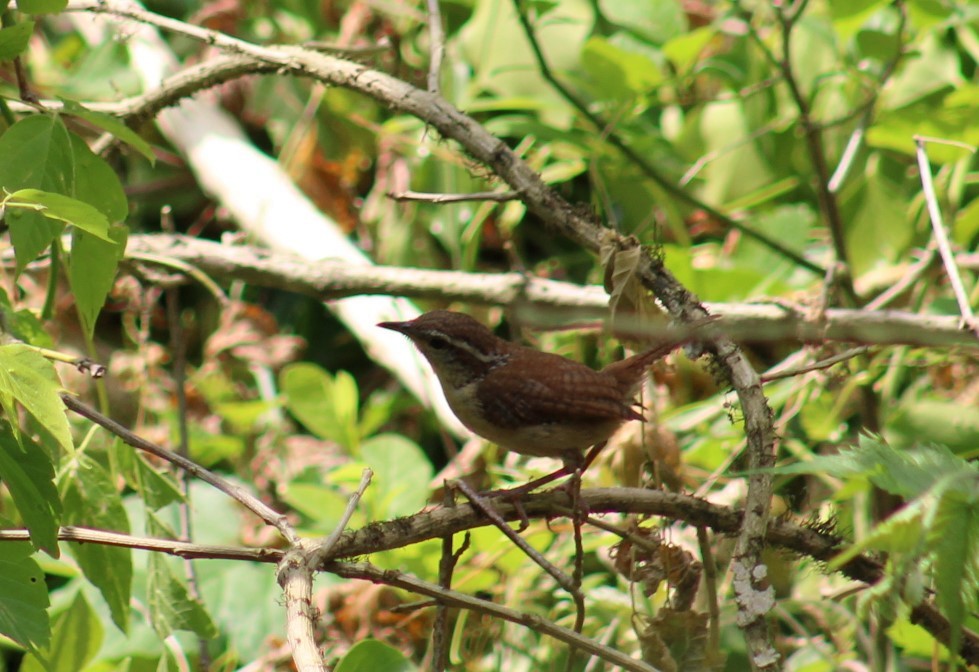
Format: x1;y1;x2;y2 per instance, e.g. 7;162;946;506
377;320;411;334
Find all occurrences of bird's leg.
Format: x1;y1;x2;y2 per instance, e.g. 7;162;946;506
482;441;608;500
579;440;608;472
483;465;571;499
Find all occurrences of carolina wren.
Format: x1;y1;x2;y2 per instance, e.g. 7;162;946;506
379;310;695;470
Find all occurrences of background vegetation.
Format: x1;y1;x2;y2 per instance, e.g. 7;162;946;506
0;0;978;670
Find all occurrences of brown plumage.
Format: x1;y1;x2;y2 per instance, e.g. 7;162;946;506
379;310;693;468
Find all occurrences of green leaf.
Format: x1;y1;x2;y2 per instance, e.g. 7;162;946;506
457;0;590;128
856;27;903;62
0;286;52;347
798;391;844;442
598;0;686;45
68;224;128;339
61;454;133;633
828;0;889;37
0;420;62;555
334;639;418;672
830;496;933;568
280;363;360;451
775;438;970;500
145;515;217;640
867;98;979;164
0;115;74;192
828;0;888;19
580;35;662;101
869;444;972;499
146;552;218;640
890;398;979;455
699;100;774;205
360;434;433;518
61;99;156;164
732;203;816;285
70;132;129;222
6;312;53;348
5;209;64;272
0;115;74;269
662;26;715;72
6;189;112;242
133;454;185;511
879;33;962;110
186;423;245;466
20;591;102;672
931;488;979;657
0;344;72;453
840;168;913;275
282;482;357;530
0;21;34;61
0;542;50;652
954;194;979;245
193;560;284;661
17;0;68;14
213;399;276;434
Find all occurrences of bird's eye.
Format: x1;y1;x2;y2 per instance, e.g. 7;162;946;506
428;336;448;349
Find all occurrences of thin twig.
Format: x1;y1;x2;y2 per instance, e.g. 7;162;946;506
323;560;661;672
827;123;865;193
163;203;210;668
425;0;444;95
696;526;721;660
278;469;373;672
452;480;580;596
567;468;586;672
865;247;936;311
127;252;229;305
761;346;870;383
433;486;469;672
309;468;373;568
826;2;906;192
387;189;520;203
914;136;977;327
12;55;39;104
61;393;299;544
0;526;284;561
24;346;106;378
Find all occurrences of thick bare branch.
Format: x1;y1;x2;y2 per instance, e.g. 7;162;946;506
122;234;979;349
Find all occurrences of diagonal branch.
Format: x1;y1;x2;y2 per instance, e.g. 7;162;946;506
61;393;299;545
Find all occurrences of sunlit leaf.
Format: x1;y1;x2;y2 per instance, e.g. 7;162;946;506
6;189;112;242
0;115;74;269
281;363;360;451
335;639;417;672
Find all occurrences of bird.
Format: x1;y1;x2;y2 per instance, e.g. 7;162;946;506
378;310;704;484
